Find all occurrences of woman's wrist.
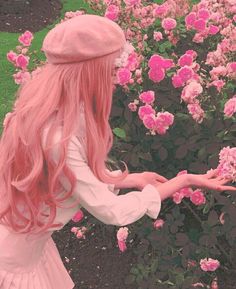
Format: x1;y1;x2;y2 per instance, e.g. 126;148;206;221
153;174;190;201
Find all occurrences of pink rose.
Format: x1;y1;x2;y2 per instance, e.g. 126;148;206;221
187;102;205;123
72;209;84;222
154;31;163;41
71;227;78;233
15;54;29;69
105;5;120;21
173;191;185;204
123;0;141;6
161;17;177;31
13;70;31;85
224;96;236;117
143;114;156;129
153;4;169;18
128;102;137;112
148;54;163;69
172;74;184;88
117;227;129;241
177;66;194;82
185;50;197;59
153;218;165;229
116;67;132;85
193;19;206;32
208;25;220;35
200;258;220;272
6;50;17;63
76;229;85;239
18;30;33;46
139;90;155;104
178;54;193;67
197;8;210;20
148;68;165;83
185;12;197;27
138;104;155;120
190;189;206;205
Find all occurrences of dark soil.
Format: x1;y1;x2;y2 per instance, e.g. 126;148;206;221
0;0;62;33
2;1;236;288
52;212;138;289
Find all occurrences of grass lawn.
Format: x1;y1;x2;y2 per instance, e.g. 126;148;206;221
0;0;97;135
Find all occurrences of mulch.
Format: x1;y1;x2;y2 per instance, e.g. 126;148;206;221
0;0;62;33
1;1;236;288
52;214;138;289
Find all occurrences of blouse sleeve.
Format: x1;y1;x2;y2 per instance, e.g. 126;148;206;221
45;129;162;227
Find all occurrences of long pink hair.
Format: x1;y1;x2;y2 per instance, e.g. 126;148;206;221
0;50;129;234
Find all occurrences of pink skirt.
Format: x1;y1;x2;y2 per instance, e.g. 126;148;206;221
0;224;75;289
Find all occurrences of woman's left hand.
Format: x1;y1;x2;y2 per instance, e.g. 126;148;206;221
134;171;169;190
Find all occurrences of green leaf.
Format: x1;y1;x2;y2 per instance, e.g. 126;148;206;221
113;127;126;139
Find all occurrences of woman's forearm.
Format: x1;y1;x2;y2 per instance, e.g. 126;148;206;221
114;173;139;190
152;174;190;201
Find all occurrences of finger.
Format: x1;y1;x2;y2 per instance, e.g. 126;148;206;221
218;178;233;185
206;169;219;179
155;174;169;182
217;186;236;191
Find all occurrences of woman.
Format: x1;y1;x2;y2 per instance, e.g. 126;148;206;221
0;14;234;289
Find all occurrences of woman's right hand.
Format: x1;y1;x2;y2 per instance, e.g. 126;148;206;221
187;169;236;192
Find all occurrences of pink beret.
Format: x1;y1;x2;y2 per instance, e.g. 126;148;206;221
41;14;126;64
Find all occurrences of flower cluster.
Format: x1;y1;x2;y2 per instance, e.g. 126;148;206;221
172;170;206;205
6;31;33;85
216;146;236;182
71;226;88;239
200;258;220;272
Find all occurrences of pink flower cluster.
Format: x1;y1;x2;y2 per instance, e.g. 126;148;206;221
186;0;236;46
161;17;177;31
153;31;163;42
172;170;206;205
60;10;85;23
6;31;34;85
117;227;129;252
138;104;174;135
172;50;206;123
200;258;220;272
71;209;84;222
148;54;175;83
18;30;34;47
224;95;236;118
114;42;142;88
216;146;236;182
105;4;120;21
128;89;175;135
71;226;87;239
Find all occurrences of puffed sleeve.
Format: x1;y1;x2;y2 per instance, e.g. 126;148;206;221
46;128;162;227
105;169;122;196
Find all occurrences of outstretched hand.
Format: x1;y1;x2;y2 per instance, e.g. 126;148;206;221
188;169;236;192
135;171;169;190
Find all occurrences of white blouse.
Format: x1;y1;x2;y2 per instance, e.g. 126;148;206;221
40;111;162;230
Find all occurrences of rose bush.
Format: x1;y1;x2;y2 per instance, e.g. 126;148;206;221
5;0;236;287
